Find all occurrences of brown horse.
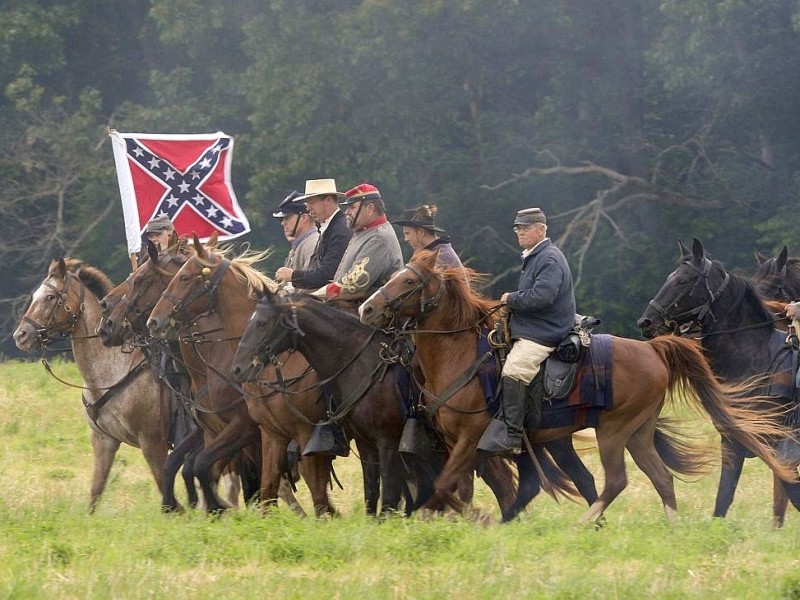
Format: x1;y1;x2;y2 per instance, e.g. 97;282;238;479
140;238;338;516
98;242;296;513
13;258;172;513
360;251;798;523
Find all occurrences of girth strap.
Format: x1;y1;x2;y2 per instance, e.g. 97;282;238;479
82;359;150;424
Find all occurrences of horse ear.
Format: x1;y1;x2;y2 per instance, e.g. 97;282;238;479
55;258;67;278
691;238;705;264
147;240;159;262
777;246;789;272
678;239;691;259
418;249;438;270
208;232;219;248
192;233;208;259
754;250;767;264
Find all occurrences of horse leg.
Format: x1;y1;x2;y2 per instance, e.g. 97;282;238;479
162;427;203;512
506;450;542;521
376;441;406;516
545;437;598;506
88;431;122;513
258;432;288;511
626;427;677;523
194;425;260;513
773;474;789;527
713;436;745;518
298;455;338;517
220;464;242;508
356;441;381;516
478;454;518;522
578;432;628;525
138;435;170;509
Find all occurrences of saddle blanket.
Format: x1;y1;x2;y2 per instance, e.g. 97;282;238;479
539;333;613;429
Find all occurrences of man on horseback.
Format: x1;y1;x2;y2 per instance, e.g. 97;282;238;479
320;183;404;301
273;190;319;274
275;178;352;290
391;205;464;268
477;207;576;455
142;214;178;256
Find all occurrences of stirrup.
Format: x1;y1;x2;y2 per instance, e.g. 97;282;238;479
476;418;522;456
302;422;350;457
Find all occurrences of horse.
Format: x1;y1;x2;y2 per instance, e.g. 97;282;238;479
97;242;290;513
754;246;800;303
638;238;800;526
137;238;341;515
359;250;797;524
100;241;318;514
13;258;173;513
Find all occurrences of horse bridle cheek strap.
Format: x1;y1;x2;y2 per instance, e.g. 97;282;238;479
24;273;86;345
161;259;231;325
648;258;731;331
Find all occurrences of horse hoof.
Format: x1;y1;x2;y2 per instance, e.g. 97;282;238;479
161;503;184;515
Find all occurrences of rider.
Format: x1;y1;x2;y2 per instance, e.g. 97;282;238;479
319;183;403;302
143;214;178;254
391;205;464;268
272;190;320;274
477;207;576;455
275;178;352;291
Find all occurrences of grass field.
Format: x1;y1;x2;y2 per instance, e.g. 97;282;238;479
1;359;799;599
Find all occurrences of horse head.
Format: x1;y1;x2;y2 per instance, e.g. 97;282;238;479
231;291;301;382
147;234;229;339
359;250;441;329
752;246;800;302
637;238;732;338
100;242;189;346
14;258;114;352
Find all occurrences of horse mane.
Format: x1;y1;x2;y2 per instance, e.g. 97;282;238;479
215;247;280;296
412;250;499;330
717;260;774;323
56;258;115;300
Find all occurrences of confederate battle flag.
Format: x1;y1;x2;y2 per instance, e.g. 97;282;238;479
110;130;251;254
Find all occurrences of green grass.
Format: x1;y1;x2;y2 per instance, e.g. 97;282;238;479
1;359;799;598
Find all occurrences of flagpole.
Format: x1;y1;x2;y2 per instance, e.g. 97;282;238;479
130;253;138;273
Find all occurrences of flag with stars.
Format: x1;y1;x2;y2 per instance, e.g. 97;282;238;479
109;130;250;254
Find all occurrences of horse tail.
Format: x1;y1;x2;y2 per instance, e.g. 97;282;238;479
648;335;797;482
654;417;715;477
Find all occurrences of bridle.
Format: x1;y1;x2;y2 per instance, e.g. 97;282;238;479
22;270;86;348
158;257;231;330
374;263;444;327
241;300;306;373
646;257;730;334
119;255;184;329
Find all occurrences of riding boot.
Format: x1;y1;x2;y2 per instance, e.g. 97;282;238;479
477;376;528;455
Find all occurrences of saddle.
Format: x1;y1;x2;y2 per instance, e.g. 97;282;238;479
541;315;600;401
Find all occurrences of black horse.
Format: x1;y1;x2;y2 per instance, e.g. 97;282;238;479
638;238;800;526
232;292;597;520
754;245;800;303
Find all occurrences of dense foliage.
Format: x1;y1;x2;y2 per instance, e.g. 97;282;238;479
4;1;800;354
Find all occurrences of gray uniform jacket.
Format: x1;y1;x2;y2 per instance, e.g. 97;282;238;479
284;228;320;271
333;220;403;299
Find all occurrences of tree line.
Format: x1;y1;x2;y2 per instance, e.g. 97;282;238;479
3;0;799;356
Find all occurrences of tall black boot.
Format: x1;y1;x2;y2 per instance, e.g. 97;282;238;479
477;376;528;455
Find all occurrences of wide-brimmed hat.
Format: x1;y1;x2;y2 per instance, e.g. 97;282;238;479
391;207;445;233
145;214;175;234
340;183;382;207
272;190;307;218
513;207;546;226
295;178;345;202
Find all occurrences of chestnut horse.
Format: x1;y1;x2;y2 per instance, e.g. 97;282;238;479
360;251;797;524
97;242;301;514
13;258;172;512
639;238;800;526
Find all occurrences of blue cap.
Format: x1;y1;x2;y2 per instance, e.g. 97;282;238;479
272;190;308;218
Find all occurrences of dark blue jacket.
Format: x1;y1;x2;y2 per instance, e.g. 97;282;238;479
506;238;576;346
291;210;352;289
